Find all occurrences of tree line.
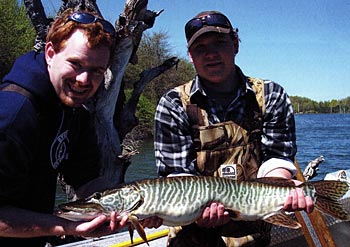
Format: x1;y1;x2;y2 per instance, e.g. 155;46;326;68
290;96;350;114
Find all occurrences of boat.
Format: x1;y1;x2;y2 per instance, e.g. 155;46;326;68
51;168;350;247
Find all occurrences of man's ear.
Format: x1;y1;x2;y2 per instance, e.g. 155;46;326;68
45;41;55;66
188;50;194;63
233;37;239;55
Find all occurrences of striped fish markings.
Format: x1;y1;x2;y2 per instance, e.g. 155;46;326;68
57;176;350;244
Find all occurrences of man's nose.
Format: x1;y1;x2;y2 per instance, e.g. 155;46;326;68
76;70;90;85
205;45;219;56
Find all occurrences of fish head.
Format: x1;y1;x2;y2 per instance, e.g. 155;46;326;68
56;195;107;221
56;185;143;221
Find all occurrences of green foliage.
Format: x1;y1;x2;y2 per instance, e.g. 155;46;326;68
290;96;350;114
130;90;155;127
124;89;156;137
124;31;195;102
123;31;171;87
122;31;195;137
0;0;36;79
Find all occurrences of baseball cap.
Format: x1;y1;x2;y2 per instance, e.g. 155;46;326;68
185;11;234;47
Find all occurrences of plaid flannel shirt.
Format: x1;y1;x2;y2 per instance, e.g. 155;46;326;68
154;66;296;177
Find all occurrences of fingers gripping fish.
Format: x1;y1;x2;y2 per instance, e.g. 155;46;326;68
56;176;350;245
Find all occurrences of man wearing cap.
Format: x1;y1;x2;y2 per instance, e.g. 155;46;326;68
152;11;314;246
0;9;128;246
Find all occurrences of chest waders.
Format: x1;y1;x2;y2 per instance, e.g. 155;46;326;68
177;77;264;181
167;78;272;247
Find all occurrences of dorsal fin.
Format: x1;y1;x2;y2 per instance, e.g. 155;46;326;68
251;177;297;187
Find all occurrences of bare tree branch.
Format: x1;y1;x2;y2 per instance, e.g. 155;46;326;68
115;57;179;140
56;0;101;16
93;0;165;186
23;0;51;52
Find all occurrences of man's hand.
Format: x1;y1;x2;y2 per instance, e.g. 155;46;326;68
72;212;128;238
283;181;314;213
196;202;230;228
264;168;315;214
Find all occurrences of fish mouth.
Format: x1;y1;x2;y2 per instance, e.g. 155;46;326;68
56;209;103;221
56;202;108;221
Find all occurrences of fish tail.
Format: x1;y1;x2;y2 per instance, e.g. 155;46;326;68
310;180;349;220
312;180;348;200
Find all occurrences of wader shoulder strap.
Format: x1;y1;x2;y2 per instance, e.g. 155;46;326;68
175;80;192;111
247;77;265;115
175;80;207;127
175;81;206;149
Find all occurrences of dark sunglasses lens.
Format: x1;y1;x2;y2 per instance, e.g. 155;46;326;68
71;12;96;24
185;19;203;40
206;14;230;27
100;20;115;35
185;14;232;41
69;12;115;36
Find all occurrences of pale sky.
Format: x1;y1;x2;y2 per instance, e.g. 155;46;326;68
42;0;350;102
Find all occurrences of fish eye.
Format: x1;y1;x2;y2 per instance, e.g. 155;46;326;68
93;192;102;200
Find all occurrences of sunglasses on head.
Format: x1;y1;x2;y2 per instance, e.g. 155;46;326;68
68;12;116;37
185;13;233;41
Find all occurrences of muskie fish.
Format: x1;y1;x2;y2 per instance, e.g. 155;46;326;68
56;176;350;244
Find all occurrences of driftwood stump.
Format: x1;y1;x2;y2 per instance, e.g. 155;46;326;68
302;155;324;181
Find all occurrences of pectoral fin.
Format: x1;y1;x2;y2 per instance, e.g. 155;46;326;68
226;208;242;219
128;223;137;244
263;211;301;229
128;214;149;246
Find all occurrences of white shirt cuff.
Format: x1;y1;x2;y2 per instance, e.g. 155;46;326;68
257;158;296;178
167;173;194;177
